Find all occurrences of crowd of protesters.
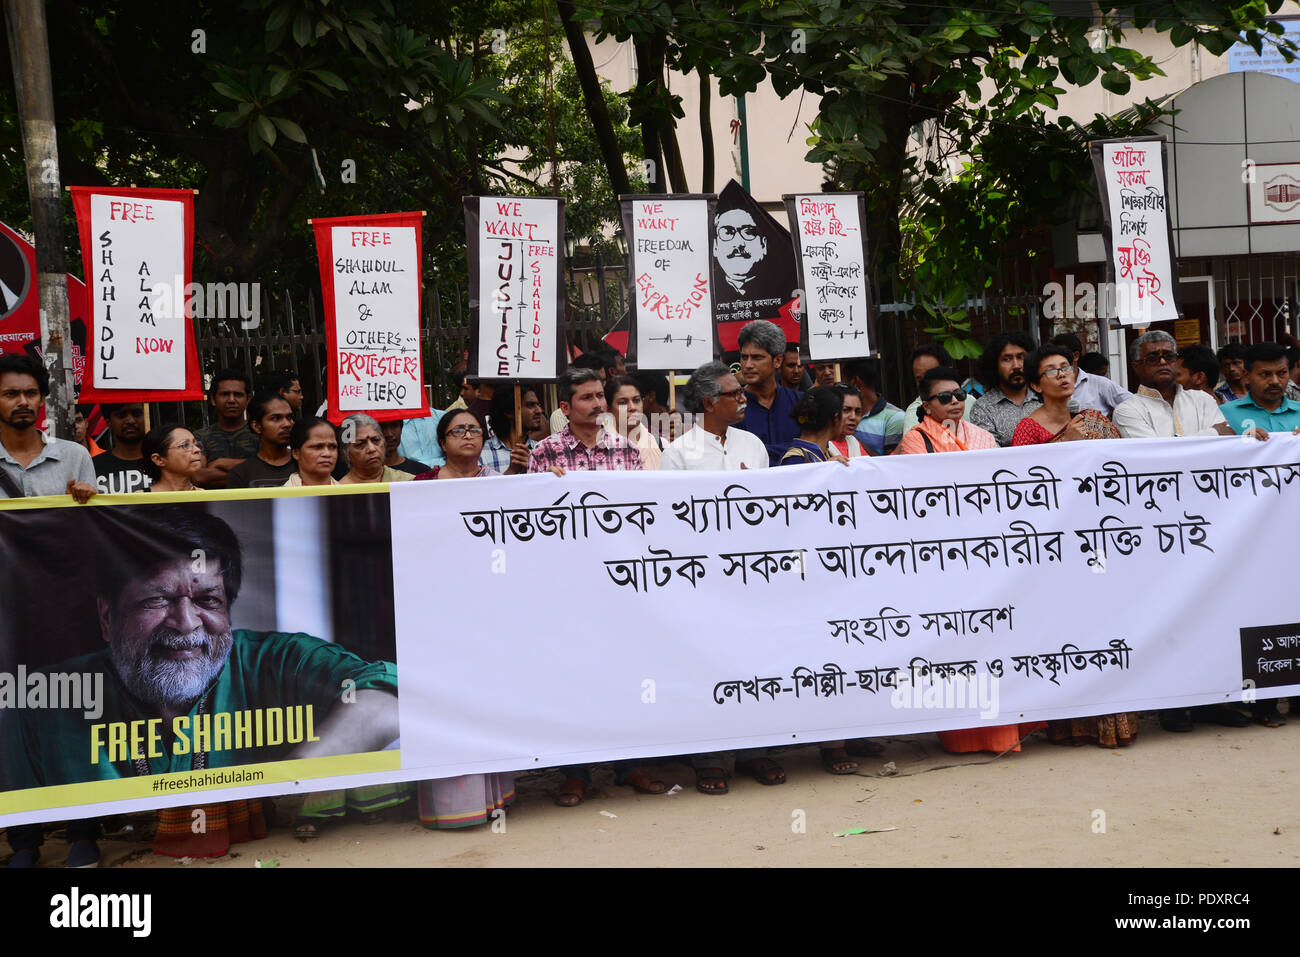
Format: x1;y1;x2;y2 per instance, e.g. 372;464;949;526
3;317;1299;865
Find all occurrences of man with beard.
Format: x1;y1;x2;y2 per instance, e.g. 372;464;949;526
968;332;1042;447
0;505;398;789
93;403;151;493
0;354;96;501
226;391;297;488
481;383;542;474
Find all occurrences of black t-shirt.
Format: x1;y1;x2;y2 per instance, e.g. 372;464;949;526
226;455;298;489
390;458;430;476
93;453;151;494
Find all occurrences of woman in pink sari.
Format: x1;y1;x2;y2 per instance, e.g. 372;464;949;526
1012;345;1136;749
894;367;1042;754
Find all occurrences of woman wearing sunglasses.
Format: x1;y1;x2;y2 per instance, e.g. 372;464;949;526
894;366;1040;755
893;366;997;454
1011;344;1122;446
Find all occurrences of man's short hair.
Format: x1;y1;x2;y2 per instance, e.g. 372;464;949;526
453;370;468;389
910;343;952;368
1129;329;1175;363
1245;341;1287;370
260;369;298;393
1178;344;1218;383
0;353;49;396
632;371;670;408
842;358;881;393
682;361;729;414
559;366;601;404
487;382;539;441
784;343;800;356
737;320;785;359
93;505;243;607
1287;347;1300;370
977;331;1036;387
209;368;251;398
1078;352;1109;375
247;389;291;426
1217;342;1247;364
571;352;606;373
1049;332;1083;357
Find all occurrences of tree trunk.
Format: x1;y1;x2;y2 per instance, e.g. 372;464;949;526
698;69;714;193
556;0;631;196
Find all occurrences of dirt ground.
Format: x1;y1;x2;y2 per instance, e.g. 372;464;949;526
8;713;1298;868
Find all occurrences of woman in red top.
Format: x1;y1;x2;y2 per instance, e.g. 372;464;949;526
1012;345;1135;749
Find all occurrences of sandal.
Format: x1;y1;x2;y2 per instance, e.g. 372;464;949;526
554;777;587;807
293;822;320;841
820;747;859;775
619;768;667;794
1254;707;1286;728
736;757;786;786
845;738;885;757
694;767;729;795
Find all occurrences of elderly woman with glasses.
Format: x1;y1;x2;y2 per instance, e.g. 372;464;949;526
1011;345;1134;749
1011;345;1122;446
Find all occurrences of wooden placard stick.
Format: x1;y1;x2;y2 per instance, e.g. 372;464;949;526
512;382;523;444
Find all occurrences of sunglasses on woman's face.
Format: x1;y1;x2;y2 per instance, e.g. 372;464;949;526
927;389;966;405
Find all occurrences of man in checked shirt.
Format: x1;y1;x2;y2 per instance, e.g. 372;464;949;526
526;366;666;806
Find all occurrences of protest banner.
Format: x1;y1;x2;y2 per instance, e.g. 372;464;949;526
783;192;875;361
312;211;430;424
465;196;566;383
712;179;801;366
1090;136;1182;326
620;193;716;372
3;436;1299;826
0;219;90;387
68;187;203;402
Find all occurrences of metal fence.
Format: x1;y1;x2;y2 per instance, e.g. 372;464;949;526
157;260;633;429
151;251;1050;428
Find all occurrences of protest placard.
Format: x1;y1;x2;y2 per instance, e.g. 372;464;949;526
784;192;874;360
68;187;202;401
1090;136;1181;326
621;194;716;370
312;211;430;423
465;196;565;382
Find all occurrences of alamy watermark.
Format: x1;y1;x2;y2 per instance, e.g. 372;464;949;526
889;671;1000;719
0;667;102;719
1041;276;1155;324
148;279;261;328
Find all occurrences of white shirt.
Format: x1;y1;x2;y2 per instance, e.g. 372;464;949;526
1111;385;1226;438
659;425;769;471
1072;370;1132;417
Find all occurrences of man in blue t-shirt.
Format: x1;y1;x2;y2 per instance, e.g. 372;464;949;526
736;320;801;466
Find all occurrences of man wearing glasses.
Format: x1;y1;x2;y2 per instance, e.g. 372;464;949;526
1111;330;1260;734
1111;330;1237;438
712;208;770;302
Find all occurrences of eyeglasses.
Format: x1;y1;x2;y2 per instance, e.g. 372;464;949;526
447;426;483;438
1039;366;1075;380
718;387;746;401
926;389;966;404
171;440;200;452
717;224;760;241
1141;351;1179;366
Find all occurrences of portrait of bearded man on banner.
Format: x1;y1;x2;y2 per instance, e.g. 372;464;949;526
0;501;399;792
710;180;801;366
